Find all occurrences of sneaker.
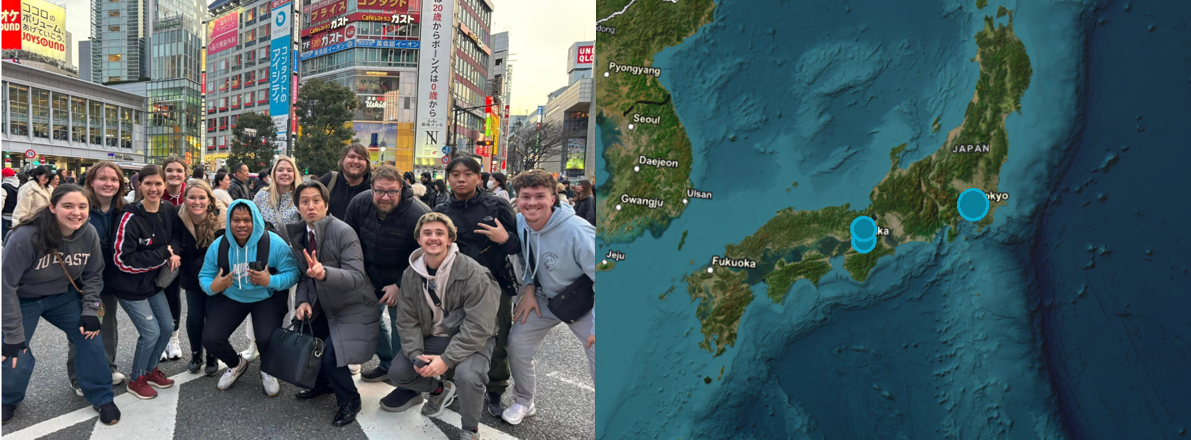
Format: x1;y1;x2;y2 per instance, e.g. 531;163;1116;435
71;380;83;397
204;352;219;377
127;375;157;399
380;388;424;412
217;356;248;391
421;380;456;418
360;367;389;382
501;403;536;425
93;401;120;425
167;332;182;360
146;368;174;389
349;364;361;375
160;350;169;362
188;351;203;374
2;404;14;424
458;428;480;440
261;372;280;397
111;371;127;385
486;392;505;417
239;344;259;363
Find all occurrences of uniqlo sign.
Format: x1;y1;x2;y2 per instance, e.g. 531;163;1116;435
2;0;21;50
576;45;593;64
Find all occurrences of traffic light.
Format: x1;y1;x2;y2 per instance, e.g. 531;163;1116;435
475;140;493;147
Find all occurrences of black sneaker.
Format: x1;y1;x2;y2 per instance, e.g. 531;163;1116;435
187;351;203;374
360;367;390;383
204;352;219;377
380;388;423;412
486;392;505;417
93;401;120;425
2;404;14;424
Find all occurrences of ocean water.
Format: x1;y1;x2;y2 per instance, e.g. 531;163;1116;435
595;0;1126;438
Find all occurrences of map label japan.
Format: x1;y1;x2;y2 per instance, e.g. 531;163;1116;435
638;155;679;169
632;114;660;125
710;255;758;269
952;144;991;153
687;188;713;200
605;250;625;262
620;194;664;209
988;192;1010;202
607;61;662;77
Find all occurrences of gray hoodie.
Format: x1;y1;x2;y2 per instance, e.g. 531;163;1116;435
516;202;596;333
2;223;105;345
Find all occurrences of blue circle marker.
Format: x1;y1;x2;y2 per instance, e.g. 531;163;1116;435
850;216;878;254
957;188;990;222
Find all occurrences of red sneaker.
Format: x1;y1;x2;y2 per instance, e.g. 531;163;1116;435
127;376;157;399
146;368;175;389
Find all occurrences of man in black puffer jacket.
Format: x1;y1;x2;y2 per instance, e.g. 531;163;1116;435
434;157;521;417
342;165;431;383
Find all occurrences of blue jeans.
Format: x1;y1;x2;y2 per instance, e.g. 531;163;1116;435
373;303;402;371
2;218;11;244
2;289;116;407
118;292;172;380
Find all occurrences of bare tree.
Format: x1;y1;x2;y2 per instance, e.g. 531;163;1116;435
505;121;577;174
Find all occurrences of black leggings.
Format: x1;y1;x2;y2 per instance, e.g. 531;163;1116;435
165;278;181;331
202;292;288;370
184;288;213;353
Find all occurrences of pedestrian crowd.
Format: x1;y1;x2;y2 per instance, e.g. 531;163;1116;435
1;144;596;440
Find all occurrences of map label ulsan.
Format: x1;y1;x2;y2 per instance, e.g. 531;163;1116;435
596;25;616;35
620;194;665;209
987;192;1009;202
638;155;680;168
711;255;758;269
605;250;625;261
607;61;662;77
687;188;713;200
632;114;660;125
951;144;991;153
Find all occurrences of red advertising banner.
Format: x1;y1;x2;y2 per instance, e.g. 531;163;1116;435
307;0;346;27
576;45;594;64
206;12;239;55
357;0;411;12
201;72;207;94
1;0;21;50
301;11;418;38
485;96;493;114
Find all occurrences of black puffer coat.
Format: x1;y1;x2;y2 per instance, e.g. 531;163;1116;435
342;186;431;292
433;188;521;295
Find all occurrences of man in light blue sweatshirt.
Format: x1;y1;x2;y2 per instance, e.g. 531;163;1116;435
503;170;595;426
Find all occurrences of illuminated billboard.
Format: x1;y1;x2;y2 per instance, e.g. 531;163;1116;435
207;10;239;55
20;0;66;61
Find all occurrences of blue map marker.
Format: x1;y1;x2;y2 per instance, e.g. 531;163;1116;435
850;216;878;254
957;188;990;222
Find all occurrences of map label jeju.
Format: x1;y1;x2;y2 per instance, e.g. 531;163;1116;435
710;255;758;269
632;113;660;125
951;144;991;153
605;250;625;261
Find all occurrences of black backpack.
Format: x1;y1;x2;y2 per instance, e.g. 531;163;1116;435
2;183;17;215
217;232;278;275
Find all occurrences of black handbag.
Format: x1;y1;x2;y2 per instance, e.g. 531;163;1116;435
527;236;594;323
260;318;325;389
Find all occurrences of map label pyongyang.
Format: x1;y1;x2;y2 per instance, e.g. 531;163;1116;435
638;155;679;169
952;144;991;153
605;250;625;261
607;61;662;77
632;114;660;125
711;255;758;269
687;188;713;200
988;191;1010;202
620;194;665;209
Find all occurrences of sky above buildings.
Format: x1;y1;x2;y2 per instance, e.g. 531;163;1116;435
57;0;592;116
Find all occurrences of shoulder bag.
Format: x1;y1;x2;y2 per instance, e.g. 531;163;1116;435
260;318;325;389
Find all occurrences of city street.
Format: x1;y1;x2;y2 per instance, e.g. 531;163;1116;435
0;299;594;439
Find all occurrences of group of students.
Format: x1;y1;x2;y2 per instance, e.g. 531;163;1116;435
1;143;595;440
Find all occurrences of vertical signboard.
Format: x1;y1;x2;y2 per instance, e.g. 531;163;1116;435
207;11;239;55
414;0;453;165
270;0;293;148
1;0;19;50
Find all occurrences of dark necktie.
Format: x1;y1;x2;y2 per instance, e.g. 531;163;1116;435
307;231;317;254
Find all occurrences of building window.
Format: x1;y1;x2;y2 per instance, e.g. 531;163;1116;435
31;88;49;139
109;54;121;61
105;104;118;147
8;84;27;136
71;97;87;143
89;100;103;144
52;92;68;141
121;108;133;148
109;25;120;31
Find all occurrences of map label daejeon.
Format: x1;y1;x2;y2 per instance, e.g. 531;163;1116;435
632;114;659;125
687;188;713;200
620;194;664;209
951;144;991;153
711;255;758;269
607;61;661;77
638;155;679;168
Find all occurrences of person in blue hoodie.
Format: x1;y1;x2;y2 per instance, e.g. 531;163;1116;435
198;199;299;395
502;170;596;426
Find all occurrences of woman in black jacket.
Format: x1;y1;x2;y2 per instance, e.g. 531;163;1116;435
174;179;226;376
110;165;181;399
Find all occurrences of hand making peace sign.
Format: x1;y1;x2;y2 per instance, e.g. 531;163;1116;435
303;249;326;281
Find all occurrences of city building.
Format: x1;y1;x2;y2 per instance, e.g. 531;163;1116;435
541;40;594;178
2;60;148;175
441;0;494;175
204;0;289;171
483;30;509;173
91;0;150;83
79;40;93;82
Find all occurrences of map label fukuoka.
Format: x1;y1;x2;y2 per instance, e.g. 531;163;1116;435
687;188;713;200
639;155;680;169
596;25;616;35
711;255;758;269
987;192;1009;202
876;226;891;236
620;194;665;209
607;61;662;77
605;250;625;261
951;144;991;153
632;114;660;125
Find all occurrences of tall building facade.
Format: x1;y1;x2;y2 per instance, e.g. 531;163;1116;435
483;30;509;173
444;0;493;174
146;12;204;164
91;0;149;83
542;40;594;178
79;40;92;82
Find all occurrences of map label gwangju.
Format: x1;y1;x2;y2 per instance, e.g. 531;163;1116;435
687;188;713;200
987;191;1009;202
607;61;662;77
620;194;665;209
605;250;625;261
951;144;991;153
711;255;758;269
638;155;680;169
632;114;660;125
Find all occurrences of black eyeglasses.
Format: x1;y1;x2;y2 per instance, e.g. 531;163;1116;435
374;189;400;198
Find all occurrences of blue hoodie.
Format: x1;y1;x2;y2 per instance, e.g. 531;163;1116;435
516;202;596;332
199;199;299;303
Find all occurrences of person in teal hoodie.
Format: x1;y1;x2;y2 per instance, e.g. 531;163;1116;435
503;170;596;426
198;199;299;395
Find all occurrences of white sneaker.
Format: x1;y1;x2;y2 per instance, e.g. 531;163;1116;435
261;372;280;397
167;332;182;360
161;350;168;362
501;402;536;425
217;356;248;391
240;344;259;363
349;364;361;375
111;371;126;386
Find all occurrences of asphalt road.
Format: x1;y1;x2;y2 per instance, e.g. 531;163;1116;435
1;294;595;439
